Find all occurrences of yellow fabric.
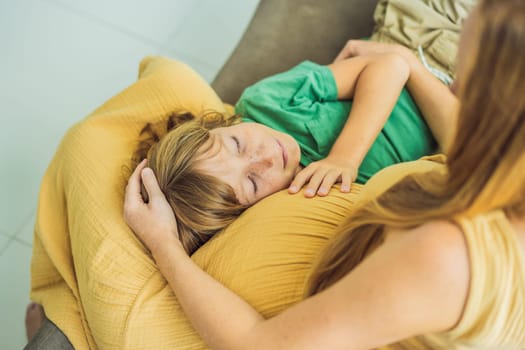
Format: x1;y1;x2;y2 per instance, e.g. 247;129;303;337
30;56;226;349
449;211;525;348
370;0;477;80
30;56;370;349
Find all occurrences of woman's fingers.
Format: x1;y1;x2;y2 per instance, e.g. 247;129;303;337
125;159;148;209
123;159;181;253
124;159;148;225
126;159;147;196
141;167;164;204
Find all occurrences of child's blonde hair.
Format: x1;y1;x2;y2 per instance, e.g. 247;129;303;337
133;111;247;254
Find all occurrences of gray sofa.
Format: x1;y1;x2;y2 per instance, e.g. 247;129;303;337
25;0;378;348
212;0;378;104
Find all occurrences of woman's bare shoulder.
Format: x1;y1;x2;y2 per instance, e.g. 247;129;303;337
320;219;471;345
386;219;466;257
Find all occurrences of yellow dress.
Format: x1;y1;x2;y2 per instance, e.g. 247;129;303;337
380;210;525;349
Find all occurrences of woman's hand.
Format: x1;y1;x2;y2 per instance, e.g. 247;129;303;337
124;159;183;256
334;40;414;65
288;156;357;197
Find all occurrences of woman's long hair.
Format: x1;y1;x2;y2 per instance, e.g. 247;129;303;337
308;0;525;295
132;110;247;255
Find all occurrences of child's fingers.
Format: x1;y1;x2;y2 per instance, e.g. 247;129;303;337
288;166;314;193
340;170;353;192
317;171;341;196
304;169;329;197
290;162;356;196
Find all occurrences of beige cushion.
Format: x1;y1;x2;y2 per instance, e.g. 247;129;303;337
370;0;476;80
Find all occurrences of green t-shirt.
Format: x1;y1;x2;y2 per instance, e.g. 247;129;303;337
235;61;436;184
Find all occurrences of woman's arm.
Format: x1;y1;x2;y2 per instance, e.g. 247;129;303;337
125;162;471;350
335;40;460;154
290;53;410;197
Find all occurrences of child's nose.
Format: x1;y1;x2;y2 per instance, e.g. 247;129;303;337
247;146;273;167
246;143;275;173
249;156;274;173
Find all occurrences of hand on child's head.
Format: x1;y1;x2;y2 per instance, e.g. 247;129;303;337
124;159;182;255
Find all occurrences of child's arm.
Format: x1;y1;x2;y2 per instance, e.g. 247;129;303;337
334;40;460;154
289;54;410;197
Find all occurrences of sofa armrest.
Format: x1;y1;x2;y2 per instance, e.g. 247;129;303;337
211;0;379;104
24;319;73;350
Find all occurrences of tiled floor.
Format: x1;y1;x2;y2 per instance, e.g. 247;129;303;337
0;0;258;348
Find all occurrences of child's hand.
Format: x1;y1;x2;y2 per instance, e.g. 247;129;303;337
333;40;411;63
288;156;358;197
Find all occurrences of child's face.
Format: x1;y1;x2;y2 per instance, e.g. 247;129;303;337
196;123;302;206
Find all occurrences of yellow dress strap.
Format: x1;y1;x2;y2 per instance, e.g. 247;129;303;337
449;210;525;348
